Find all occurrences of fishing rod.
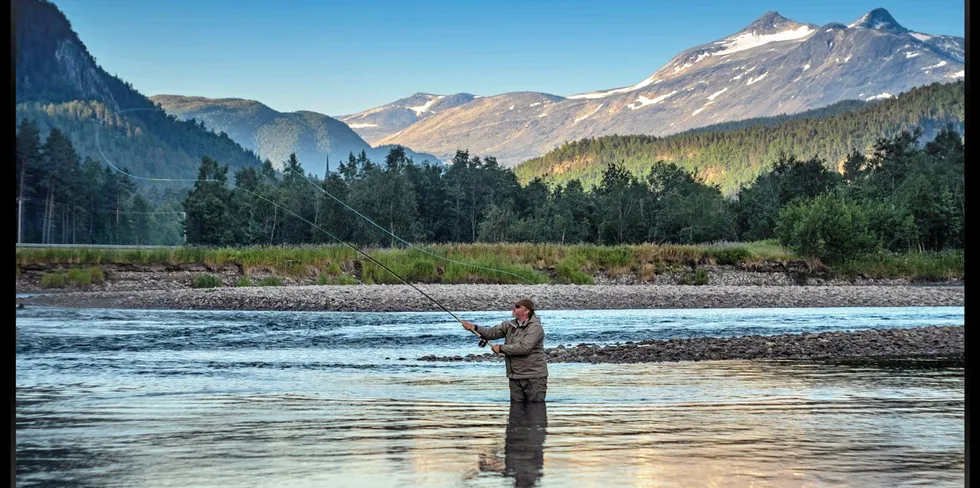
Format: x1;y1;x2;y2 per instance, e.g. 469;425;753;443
283;166;536;285
95;106;493;347
233;185;490;347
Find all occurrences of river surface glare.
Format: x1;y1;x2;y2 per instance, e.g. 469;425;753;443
16;304;964;487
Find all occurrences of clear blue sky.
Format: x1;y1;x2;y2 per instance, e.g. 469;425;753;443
52;0;964;116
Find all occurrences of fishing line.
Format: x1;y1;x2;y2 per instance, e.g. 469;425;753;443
231;186;491;346
94;106;490;346
98;107;533;284
284;166;536;284
95;108;200;183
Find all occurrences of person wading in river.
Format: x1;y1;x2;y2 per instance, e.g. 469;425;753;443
462;299;548;403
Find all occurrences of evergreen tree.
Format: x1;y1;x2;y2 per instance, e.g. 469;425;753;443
130;194;154;245
594;163;646;244
182;155;234;245
38;128;80;243
279;153;315;243
16;119;43;243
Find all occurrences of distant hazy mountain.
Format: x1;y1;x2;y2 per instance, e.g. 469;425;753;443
372;8;963;167
338;92;477;144
151;95;442;176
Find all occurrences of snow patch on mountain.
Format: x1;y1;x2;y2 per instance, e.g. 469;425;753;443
567;74;660;100
407;96;445;116
672;62;695;74
847;15;866;28
707;88;729;101
628;90;678;110
746;72;769;85
865;92;894;101
714;25;814;57
573;104;604;124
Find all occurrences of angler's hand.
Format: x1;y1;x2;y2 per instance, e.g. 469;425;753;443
491;344;502;354
461;321;477;332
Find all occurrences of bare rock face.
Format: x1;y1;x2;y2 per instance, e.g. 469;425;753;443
15;0;118;108
15;0;265;179
51;39;119;109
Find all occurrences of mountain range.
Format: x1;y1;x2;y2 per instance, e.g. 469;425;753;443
17;0;965;183
356;8;964;167
150;95;441;175
513;80;964;195
337;92;478;144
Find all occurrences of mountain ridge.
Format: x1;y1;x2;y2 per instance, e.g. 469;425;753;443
513;80;965;195
358;7;963;167
337;92;477;144
151;94;442;175
14;0;263;180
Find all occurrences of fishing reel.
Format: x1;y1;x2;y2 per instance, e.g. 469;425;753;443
465;323;488;347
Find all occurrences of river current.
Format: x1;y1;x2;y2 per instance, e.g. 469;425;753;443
16;302;964;487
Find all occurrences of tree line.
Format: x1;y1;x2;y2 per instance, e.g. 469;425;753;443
179;126;962;265
17;115;963;265
515;81;964;196
15;119;185;245
16;100;263;182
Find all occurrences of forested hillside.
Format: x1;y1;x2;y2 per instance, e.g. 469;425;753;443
515;81;964;195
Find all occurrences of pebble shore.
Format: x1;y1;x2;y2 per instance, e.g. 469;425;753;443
19;283;964;311
420;325;964;364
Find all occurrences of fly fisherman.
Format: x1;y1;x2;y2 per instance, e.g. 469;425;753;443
462;299;548;403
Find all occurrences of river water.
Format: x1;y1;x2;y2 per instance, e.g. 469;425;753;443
16;303;964;487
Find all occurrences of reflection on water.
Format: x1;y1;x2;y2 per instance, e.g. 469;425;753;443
505;402;547;488
16;363;964;487
470;402;548;487
16;305;964;487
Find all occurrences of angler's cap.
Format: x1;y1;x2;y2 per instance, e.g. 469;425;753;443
514;298;535;316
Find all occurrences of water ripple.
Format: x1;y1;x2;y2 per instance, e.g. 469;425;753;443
16;305;964;487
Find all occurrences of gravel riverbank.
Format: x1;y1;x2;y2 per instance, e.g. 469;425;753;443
420;325;964;364
19;283;964;312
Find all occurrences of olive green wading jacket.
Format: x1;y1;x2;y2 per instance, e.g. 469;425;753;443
475;316;548;379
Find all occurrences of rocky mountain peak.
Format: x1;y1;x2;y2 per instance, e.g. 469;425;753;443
849;8;907;33
741;11;797;34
